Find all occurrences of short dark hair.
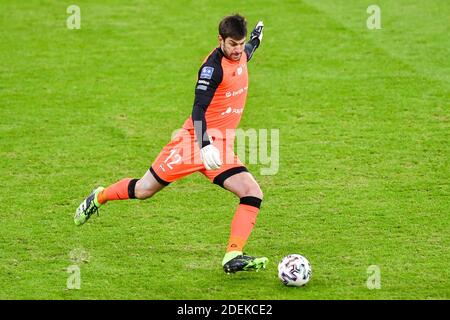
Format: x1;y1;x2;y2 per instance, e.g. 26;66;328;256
219;14;247;40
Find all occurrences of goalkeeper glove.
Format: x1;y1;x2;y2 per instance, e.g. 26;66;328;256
250;21;264;44
200;144;222;170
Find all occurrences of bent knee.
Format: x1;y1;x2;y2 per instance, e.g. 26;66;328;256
252;185;263;200
240;182;263;200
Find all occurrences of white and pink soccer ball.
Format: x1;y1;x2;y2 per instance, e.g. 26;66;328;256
278;254;312;287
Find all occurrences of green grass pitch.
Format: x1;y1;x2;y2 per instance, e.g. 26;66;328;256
0;0;448;299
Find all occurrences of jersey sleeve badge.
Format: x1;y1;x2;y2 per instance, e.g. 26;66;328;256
200;66;214;79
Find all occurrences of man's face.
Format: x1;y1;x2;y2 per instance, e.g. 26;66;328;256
219;36;246;61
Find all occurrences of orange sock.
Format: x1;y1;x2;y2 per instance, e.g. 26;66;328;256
226;197;262;252
97;178;138;204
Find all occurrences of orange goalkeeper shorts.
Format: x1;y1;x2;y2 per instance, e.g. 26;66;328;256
149;129;248;187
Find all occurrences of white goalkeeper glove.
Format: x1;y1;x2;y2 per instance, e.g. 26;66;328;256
250;21;264;43
200;144;222;170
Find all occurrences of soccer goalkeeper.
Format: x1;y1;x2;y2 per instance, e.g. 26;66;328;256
75;14;267;274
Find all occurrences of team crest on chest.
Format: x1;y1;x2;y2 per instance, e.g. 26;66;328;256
233;64;246;77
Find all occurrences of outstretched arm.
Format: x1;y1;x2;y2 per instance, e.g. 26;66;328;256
245;21;264;62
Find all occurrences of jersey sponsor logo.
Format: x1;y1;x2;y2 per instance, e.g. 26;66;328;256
221;106;243;116
198;79;210;85
221;107;232;115
225;86;248;98
200;66;214;79
196;85;208;91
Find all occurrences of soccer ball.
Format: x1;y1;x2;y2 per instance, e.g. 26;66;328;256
278;254;312;287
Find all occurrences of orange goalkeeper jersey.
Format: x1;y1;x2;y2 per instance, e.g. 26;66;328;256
182;47;249;144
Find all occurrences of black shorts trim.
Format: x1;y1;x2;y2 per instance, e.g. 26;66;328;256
213;166;248;188
149;166;170;186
